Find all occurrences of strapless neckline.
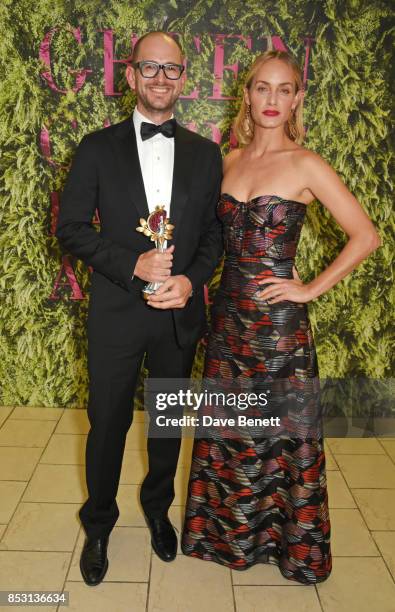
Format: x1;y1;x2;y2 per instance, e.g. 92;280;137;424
220;192;308;208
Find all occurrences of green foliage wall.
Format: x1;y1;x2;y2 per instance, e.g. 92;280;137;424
0;0;393;407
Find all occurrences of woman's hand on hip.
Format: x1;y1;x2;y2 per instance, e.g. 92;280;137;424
257;266;314;304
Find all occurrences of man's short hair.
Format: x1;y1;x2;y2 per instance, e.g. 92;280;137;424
132;31;184;61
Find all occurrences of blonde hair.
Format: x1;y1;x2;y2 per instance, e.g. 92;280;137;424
233;50;304;146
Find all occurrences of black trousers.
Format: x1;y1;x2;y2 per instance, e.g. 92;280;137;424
79;302;197;540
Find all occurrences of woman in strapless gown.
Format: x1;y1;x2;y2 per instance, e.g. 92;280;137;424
181;50;381;584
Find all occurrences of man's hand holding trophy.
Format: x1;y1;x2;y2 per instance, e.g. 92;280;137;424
135;205;193;308
136;205;175;300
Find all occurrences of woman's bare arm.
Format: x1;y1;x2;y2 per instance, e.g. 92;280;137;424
259;151;382;304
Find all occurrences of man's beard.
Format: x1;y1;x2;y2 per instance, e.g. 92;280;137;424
138;89;178;114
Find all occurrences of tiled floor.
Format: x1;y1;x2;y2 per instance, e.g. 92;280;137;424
0;405;395;611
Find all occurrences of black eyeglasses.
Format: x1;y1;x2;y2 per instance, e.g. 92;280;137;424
131;61;185;80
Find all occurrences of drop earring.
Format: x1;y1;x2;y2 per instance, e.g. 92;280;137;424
243;103;253;137
287;107;298;140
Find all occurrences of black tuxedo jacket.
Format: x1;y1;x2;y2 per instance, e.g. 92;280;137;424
55;116;223;348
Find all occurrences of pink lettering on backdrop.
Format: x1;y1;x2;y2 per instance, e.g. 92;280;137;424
101;30;138;96
40;125;69;169
48;197;99;298
208;34;252;100
49;255;85;300
269;36;288;52
184;121;222;145
49;191;100;237
185;122;197;132
178;35;201;100
49;192;60;235
40;115;78;171
206;122;222;144
39;26;92;94
43;115;100;298
229;128;238;150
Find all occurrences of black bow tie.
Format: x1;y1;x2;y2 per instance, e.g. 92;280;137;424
140;118;177;141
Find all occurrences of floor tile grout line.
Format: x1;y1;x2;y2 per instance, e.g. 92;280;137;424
0;496;81;504
57;524;82;611
230;567;237;612
0;412;70;546
46;432;88;437
0;408;18;431
65;580;150;583
8;417;65;422
343;478;381;548
0;536;157;554
329;457;395;489
325;448;340;470
345;475;395;585
347;487;395;490
332;554;394;558
331;451;387;455
145;547;153;612
329;463;395;585
315;575;329;612
376;438;395;467
232;582;323;587
0;415;60;432
32;462;86;467
233;583;323;588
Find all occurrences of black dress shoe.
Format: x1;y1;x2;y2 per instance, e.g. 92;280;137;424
144;515;178;561
80;535;109;586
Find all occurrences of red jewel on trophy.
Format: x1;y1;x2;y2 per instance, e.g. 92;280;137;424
136;205;174;300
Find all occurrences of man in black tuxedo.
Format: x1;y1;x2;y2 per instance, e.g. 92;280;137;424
56;31;223;585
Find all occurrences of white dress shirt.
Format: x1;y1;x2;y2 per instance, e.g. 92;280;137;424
131;107;175;280
133;107;175;220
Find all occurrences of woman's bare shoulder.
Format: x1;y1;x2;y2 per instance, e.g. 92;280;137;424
290;146;332;177
223;147;242;170
292;146;327;166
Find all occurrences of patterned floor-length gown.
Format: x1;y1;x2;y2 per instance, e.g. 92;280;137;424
181;193;332;584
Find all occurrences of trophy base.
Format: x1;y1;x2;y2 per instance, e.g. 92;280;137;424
142;289;154;301
142;285;160;301
142;279;162;301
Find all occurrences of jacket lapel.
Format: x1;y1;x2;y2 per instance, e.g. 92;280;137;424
169;124;198;243
110;117;150;220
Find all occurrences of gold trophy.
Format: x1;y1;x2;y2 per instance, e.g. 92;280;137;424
136;205;174;300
